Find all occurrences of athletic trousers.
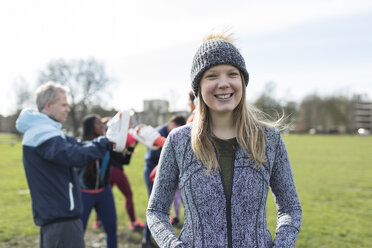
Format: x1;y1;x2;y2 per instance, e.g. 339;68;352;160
110;166;136;222
81;186;117;248
143;165;154;243
40;218;85;248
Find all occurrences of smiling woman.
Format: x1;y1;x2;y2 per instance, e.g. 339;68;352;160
200;64;243;124
147;32;302;248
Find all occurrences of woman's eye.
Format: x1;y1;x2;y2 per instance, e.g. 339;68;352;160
206;74;217;78
229;72;239;77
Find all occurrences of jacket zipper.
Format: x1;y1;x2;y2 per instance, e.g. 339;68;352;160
220;163;234;248
226;197;232;248
214;138;236;248
228;160;235;248
95;160;100;190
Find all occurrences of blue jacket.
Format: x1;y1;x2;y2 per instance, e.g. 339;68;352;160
144;124;168;172
16;109;112;226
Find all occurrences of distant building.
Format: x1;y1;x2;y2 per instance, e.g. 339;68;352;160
131;99;188;128
352;95;372;133
0;113;18;133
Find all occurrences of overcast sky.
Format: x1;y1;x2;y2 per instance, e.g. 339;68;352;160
1;0;372;116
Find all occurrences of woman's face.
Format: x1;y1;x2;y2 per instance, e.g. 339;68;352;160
94;118;105;136
200;64;243;116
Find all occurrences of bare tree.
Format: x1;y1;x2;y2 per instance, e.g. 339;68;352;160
296;94;353;133
296;94;324;132
38;58;112;135
322;96;353;133
253;82;297;124
13;76;33;112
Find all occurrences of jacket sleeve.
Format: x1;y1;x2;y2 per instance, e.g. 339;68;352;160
64;135;85;146
146;135;186;248
36;135;112;168
270;132;302;247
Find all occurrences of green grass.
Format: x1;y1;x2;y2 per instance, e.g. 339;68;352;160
0;133;371;247
280;135;372;248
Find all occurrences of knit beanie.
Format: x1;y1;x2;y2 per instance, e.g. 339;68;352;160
191;38;249;97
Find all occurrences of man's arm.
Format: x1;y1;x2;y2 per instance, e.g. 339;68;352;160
36;135;112;168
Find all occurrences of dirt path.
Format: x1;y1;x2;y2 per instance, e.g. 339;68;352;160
0;228;146;248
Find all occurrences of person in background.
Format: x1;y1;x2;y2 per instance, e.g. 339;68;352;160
166;90;199;227
186;90;196;124
141;115;186;248
15;82;117;248
78;114;118;248
168;90;198;227
146;32;302;247
93;116;145;232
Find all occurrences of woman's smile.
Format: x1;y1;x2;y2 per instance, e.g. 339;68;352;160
215;93;234;100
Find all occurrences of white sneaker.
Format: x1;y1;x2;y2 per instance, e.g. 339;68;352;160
106;110;130;152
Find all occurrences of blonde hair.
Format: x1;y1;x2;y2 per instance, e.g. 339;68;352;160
191;33;280;171
203;30;234;43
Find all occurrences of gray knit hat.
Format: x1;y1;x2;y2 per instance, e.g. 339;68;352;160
191;38;249;97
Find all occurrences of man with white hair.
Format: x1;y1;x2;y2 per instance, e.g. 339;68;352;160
15;81;120;248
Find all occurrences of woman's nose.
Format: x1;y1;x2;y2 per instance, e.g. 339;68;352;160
218;75;230;88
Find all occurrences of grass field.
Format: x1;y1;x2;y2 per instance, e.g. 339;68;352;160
0;133;371;247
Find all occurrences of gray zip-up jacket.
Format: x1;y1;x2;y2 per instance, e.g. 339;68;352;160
147;124;302;248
